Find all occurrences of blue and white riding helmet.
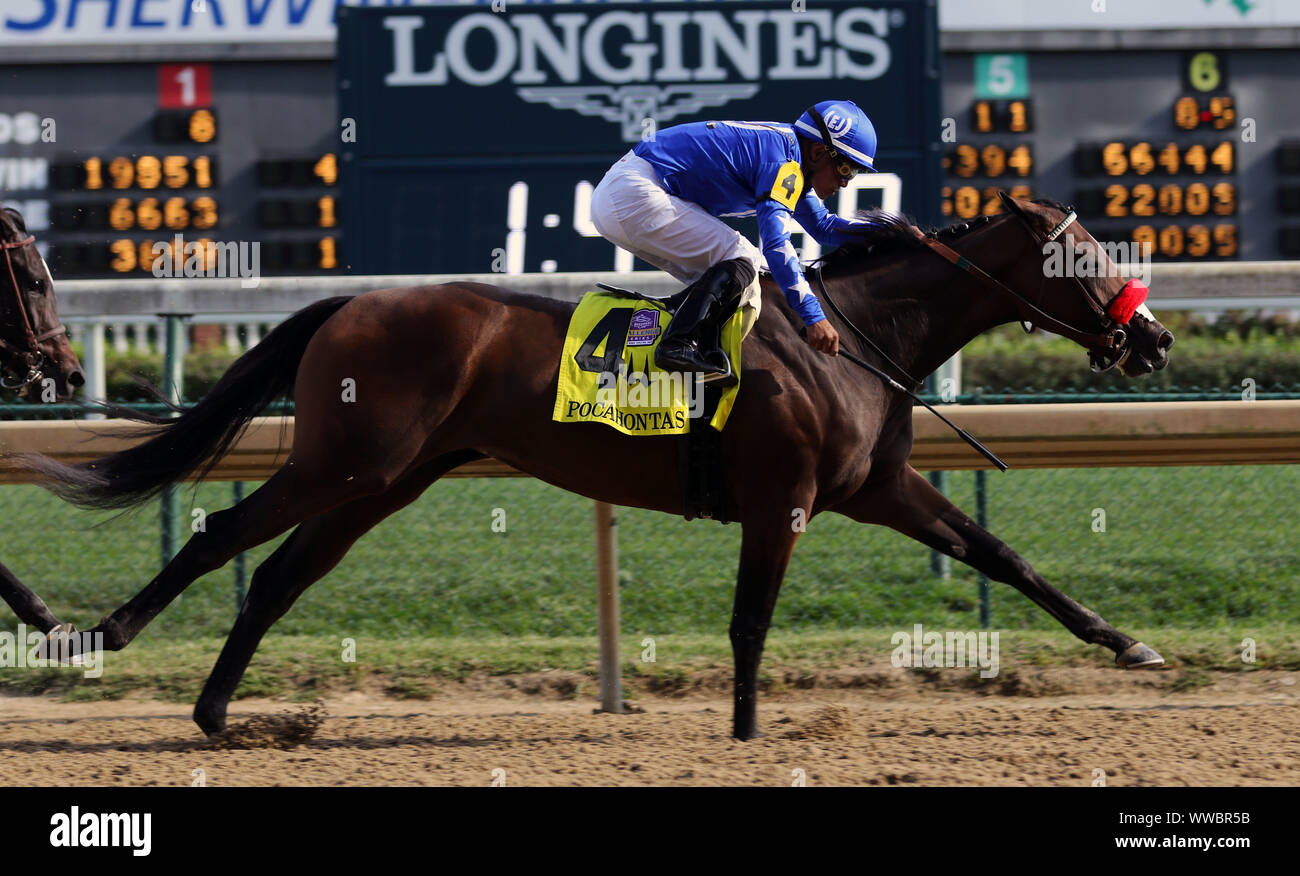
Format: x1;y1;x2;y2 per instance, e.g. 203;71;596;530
794;100;878;176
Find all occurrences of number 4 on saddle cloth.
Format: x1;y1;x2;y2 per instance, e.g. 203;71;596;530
553;285;754;436
552;281;760;521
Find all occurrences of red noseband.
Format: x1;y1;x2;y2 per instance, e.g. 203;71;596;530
1107;278;1148;325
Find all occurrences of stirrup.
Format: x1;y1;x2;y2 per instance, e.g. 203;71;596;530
655;343;729;382
699;353;734;384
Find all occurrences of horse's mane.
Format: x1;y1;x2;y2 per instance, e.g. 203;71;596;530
813;198;1070;278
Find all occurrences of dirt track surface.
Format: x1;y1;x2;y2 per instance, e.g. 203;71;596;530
1;668;1297;786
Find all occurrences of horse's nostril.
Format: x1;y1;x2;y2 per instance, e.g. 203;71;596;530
68;371;85;388
1158;331;1174;352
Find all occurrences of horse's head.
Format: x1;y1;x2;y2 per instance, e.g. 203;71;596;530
0;206;84;399
995;193;1174;377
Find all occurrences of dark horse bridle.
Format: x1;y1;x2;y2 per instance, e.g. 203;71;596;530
813;206;1149;394
917;208;1145;374
0;231;65;390
810;206;1150;470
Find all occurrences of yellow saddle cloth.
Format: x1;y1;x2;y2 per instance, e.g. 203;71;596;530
552;290;744;436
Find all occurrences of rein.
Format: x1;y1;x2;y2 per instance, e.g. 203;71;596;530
805;274;1009;471
809;206;1150;470
0;232;64;389
915;211;1138;373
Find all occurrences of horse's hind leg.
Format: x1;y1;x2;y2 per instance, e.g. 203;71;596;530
835;465;1162;668
192;449;485;735
0;561;60;632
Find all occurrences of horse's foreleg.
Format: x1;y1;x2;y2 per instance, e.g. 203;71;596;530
193;450;484;736
837;465;1162;667
0;561;60;632
730;513;804;740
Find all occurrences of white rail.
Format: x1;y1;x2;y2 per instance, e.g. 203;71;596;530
48;264;1300;414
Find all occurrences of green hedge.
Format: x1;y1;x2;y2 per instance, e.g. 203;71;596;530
69;312;1300;403
961;333;1300;393
105;350;240;402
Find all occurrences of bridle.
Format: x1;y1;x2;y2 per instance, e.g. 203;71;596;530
0;231;65;390
936;206;1145;374
813;206;1150;391
807;204;1151;471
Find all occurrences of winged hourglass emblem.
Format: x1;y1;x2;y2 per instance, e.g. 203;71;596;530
517;84;762;142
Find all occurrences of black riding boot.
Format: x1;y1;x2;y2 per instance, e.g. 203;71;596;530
655;258;755;379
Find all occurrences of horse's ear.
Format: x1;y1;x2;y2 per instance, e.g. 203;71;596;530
997;189;1027;218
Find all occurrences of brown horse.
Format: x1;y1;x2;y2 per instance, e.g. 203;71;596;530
0;205;85;631
22;194;1173;739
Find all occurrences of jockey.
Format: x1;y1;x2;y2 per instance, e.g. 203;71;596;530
590;99;881;379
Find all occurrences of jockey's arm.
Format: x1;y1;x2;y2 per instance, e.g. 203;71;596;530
794;191;876;248
755;198;840;355
756;198;824;325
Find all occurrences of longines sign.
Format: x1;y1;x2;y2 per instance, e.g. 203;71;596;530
380;6;897;143
340;1;934;157
384;8;897;85
337;1;943;273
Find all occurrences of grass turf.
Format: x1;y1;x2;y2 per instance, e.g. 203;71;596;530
0;464;1296;642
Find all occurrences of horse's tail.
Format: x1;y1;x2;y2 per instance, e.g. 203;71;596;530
18;296;353;510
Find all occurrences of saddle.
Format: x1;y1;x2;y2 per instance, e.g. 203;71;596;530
593;281;690;314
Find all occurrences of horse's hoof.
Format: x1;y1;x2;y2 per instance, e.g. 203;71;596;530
37;623;85;665
194;705;226;738
732;727;766;741
196;718;226;738
1117;642;1165;669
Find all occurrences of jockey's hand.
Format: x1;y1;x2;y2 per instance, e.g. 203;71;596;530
804;319;840;356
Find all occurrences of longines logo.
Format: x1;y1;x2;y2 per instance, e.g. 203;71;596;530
383;7;901;142
518;84;762;143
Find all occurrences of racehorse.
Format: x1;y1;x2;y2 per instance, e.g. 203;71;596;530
20;194;1174;740
0;205;86;631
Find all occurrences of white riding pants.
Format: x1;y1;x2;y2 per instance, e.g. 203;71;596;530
590;150;763;333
